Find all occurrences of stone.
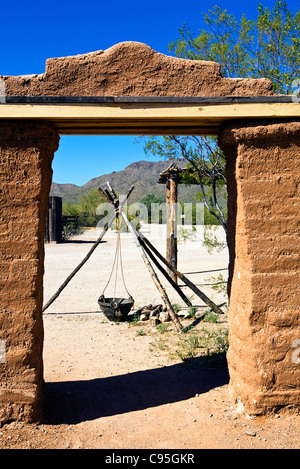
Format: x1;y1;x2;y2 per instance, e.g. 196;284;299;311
140;309;152;318
159;312;170;323
151;317;160;326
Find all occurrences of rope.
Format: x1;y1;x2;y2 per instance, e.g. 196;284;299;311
102;214;132;299
118;217;132;299
101;231;119;297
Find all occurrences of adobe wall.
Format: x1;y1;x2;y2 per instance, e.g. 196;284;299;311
1;42;273;98
219;121;300;414
0;122;59;424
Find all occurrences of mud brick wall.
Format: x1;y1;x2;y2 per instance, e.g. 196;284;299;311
2;42;273;98
0;122;59;424
219;121;300;415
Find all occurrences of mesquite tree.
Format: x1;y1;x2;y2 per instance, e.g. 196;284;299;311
169;1;300;94
143;2;300;234
143;135;227;233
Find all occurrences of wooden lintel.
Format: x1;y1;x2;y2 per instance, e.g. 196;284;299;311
0;99;300;135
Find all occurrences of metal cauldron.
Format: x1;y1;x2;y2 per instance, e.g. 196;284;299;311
98;295;134;322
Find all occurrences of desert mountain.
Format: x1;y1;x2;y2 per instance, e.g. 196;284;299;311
50;159;200;204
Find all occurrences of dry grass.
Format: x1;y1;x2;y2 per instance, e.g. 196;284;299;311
130;309;229;365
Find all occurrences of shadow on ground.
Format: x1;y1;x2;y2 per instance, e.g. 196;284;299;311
44;354;229;425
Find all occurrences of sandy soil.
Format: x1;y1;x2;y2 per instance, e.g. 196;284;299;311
0;225;299;450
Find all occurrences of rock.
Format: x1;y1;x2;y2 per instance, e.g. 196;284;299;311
159;312;170;322
151;317;160;326
136;304;163;320
182;312;191;319
150;305;162;317
141;309;152;318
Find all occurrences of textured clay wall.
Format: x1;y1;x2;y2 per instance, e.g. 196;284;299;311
0;122;59;424
219;121;300;415
1;42;273;98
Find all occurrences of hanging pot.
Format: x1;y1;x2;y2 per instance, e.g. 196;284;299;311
98;295;134;322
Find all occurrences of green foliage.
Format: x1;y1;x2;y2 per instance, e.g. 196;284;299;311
202;226;227;253
187;306;197;318
156;323;170;333
177;225;197;244
62;187;141;238
61;215;83;241
169;1;300;94
62;188;106;228
173;303;181;314
114;212;141;232
202;310;220;324
176;327;229;361
204;273;228;296
62;200;83;240
140;192;166;222
141;2;300;234
78;188;106;226
142;135;228;231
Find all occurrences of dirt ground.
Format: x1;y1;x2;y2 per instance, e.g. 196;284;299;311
0;225;299;450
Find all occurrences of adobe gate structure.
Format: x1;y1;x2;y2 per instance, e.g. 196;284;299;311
0;42;299;423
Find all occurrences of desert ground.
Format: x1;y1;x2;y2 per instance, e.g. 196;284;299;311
0;224;299;450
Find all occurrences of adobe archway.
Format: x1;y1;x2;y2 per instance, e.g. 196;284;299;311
0;42;299;423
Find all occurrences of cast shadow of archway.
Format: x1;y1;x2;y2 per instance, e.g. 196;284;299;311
44;353;229;425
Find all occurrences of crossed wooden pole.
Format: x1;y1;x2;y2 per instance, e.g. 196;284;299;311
42;185;134;314
101;181;183;333
43;182;224;334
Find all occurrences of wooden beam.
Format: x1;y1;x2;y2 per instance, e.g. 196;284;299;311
1;101;300;119
0;100;300;135
134;227;225;315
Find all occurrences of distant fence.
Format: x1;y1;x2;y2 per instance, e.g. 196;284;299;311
62;215;79;224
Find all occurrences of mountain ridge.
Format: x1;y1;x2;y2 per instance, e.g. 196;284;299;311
50;159;199;204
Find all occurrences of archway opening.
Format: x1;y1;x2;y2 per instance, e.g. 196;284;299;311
42;133;230;425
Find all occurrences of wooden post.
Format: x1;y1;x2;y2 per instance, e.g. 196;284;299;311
135;227;225;315
45;196;62;243
166;177;178;283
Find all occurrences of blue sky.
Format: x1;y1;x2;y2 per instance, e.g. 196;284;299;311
2;0;299;185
